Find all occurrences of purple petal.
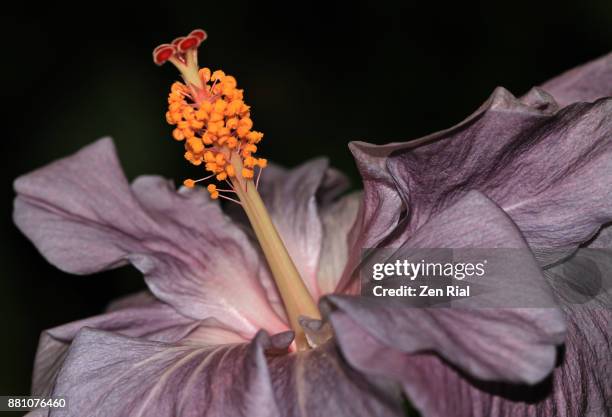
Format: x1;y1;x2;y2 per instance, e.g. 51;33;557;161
328;191;566;387
46;329;403;417
13;138;287;336
589;223;612;249
335;142;406;293
384;88;612;265
31;298;205;396
385;254;611;417
48;329;279;417
317;191;361;294
14;137;149;274
339;99;511;292
105;290;157;312
267;339;404;417
539;52;612;107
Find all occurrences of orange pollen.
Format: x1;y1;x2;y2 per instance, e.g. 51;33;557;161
155;29;266;199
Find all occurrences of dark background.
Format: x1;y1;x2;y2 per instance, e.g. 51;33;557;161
1;0;611;400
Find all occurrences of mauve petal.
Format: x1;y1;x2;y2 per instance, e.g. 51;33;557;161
394;256;612;417
589;223;612;249
105;290;157;312
47;326;403;417
335;142;406;294
384;88;612;265
339;96;512;292
317;191;361;294
328;191;565;387
46;329;279;417
13;137;150;273
13;138;286;336
540;229;612;415
31;299;244;397
539;52;612;107
254;158;351;299
520;87;560;113
330;204;611;417
267;339;404;417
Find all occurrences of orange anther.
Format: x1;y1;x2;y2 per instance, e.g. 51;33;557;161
183;109;195;121
187;137;204;154
207;183;220;199
190;119;204;129
237;118;253;137
227;137;238;149
211;70;225;81
226;165;236;177
226;100;243;116
171;82;186;93
213;100;227;113
238;117;253;129
204;151;215;162
202;133;214;145
216;172;227;181
215;153;226;165
257;158;268;168
170;112;181;123
169;102;183;112
231;89;244;101
172;128;185;141
183;179;196;188
169;91;183;102
222;84;235;96
195;109;208;120
225;117;239;129
246;131;263;143
184;152;202;166
222;76;237;89
200;101;213;112
209;112;224;123
242;168;254;179
244;156;256;168
199;67;211;82
207;120;224;134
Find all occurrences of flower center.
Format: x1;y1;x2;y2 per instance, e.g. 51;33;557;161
154;29;321;350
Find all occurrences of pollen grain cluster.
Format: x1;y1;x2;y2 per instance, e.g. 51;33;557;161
167;71;266;186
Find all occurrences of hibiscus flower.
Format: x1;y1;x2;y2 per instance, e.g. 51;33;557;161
13;30;610;416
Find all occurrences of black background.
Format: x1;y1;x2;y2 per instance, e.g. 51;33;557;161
1;0;611;398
